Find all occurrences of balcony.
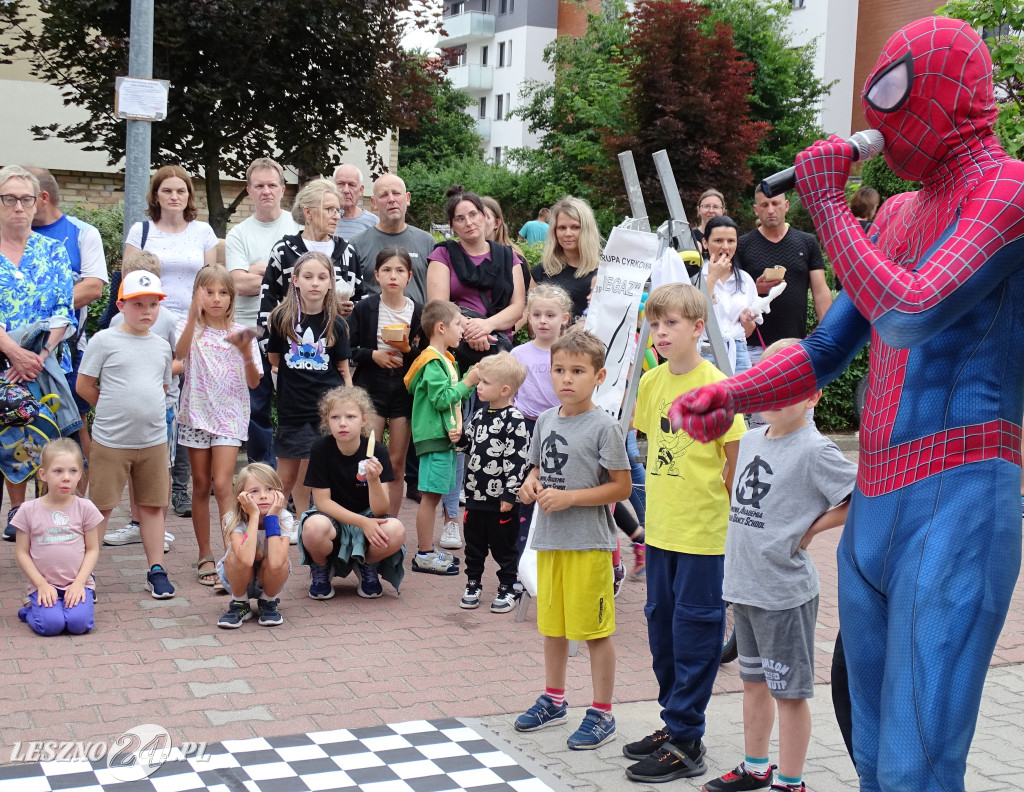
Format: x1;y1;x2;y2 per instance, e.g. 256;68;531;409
440;12;495;47
475;117;491;139
449;64;493;94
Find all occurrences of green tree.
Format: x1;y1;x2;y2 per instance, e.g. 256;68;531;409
0;0;439;235
510;0;631;226
399;76;483;169
701;0;832;183
937;0;1024;156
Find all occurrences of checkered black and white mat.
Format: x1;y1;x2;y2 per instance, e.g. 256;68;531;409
0;719;556;792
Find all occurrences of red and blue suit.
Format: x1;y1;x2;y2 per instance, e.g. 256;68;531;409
670;17;1024;792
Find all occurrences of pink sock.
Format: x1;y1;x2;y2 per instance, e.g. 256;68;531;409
592;701;612;720
545;687;565;707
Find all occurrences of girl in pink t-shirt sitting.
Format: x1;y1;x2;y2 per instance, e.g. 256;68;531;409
14;438;103;635
176;266;262;587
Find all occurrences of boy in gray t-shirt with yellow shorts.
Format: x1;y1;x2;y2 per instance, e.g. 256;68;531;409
514;329;631;752
705;339;857;792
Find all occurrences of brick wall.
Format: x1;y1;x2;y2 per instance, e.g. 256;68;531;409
851;0;942;133
557;0;601;38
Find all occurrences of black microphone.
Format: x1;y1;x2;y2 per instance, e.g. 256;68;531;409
759;130;885;198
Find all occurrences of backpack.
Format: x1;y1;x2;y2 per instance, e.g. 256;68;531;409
0;376;40;427
0;381;61;484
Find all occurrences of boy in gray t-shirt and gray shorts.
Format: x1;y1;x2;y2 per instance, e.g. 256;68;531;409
704;339;857;792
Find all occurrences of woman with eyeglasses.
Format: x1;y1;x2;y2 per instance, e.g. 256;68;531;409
0;165;76;536
691;188;726;260
257;178;364;331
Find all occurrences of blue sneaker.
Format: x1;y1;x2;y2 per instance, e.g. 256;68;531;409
356;562;383;599
514;695;568;732
308;562;335;600
567;708;616;750
146;565;175;599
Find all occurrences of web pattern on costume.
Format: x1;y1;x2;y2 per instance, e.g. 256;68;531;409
703;17;1024;792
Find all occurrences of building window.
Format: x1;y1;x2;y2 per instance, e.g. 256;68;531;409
499;0;508;13
505;40;512;67
479;97;487;119
481;45;488;65
481;0;489;11
498;41;505;67
496;94;504;120
494;146;503;165
451;1;465;15
790;0;805;8
454;47;467;66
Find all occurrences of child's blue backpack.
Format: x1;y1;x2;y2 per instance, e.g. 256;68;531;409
0;378;61;483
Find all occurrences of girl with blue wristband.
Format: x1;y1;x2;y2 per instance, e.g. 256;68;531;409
215;463;294;628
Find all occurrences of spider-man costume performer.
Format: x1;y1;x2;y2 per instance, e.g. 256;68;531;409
670;17;1024;792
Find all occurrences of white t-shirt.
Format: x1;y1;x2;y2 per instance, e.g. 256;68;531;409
376;297;414;352
304;238;335;256
225;212;302;327
125;220;218;316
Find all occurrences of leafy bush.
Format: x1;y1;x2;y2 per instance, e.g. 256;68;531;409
68;202;124;338
402;156;543;237
860;156;919;201
804;275;868;433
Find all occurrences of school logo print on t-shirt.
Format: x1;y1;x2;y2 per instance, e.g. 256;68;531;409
654;399;695;478
540;429;568;489
287;327;329;371
735;455;772;508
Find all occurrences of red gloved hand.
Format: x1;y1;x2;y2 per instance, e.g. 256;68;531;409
668;381;735;443
795;135;853;206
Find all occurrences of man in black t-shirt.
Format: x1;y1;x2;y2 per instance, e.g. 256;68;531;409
735;187;832;365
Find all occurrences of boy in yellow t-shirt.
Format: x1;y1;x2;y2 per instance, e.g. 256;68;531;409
623;283;746;784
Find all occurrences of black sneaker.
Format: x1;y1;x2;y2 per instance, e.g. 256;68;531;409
171;491;192;518
3;506;20;541
623;726;669;760
257;598;283;626
490;583;517;613
461;580;482;609
218;599;252;628
703;764;775;792
625;739;706;783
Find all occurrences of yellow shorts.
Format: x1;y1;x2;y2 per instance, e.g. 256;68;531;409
536;549;615;641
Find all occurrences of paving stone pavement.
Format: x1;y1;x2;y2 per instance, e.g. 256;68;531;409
1;435;1022;791
476;664;1024;792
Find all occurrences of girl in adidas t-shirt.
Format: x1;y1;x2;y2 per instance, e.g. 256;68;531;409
268;251;352;518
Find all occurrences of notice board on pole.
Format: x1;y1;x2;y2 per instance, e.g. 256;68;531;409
115;76;169;121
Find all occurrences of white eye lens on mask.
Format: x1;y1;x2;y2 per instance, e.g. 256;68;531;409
866;51;914;113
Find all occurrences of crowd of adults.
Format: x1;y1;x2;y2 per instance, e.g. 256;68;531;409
1;155;844;541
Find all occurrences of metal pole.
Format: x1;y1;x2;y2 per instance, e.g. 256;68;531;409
122;0;154;241
651;150;733;376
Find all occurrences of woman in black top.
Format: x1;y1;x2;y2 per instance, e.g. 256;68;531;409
529;195;601;321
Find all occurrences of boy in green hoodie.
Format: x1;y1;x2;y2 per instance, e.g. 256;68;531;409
403;299;480;574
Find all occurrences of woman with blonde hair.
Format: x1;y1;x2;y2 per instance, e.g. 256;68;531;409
257;178;364;328
530;195;601;320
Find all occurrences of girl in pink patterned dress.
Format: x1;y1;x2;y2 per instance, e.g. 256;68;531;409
175;266;262;587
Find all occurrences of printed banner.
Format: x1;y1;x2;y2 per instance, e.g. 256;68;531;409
585;226;660;418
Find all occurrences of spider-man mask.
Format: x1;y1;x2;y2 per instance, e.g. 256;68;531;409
862;17;997;183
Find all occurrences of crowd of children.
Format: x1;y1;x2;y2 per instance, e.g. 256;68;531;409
7;221;855;791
